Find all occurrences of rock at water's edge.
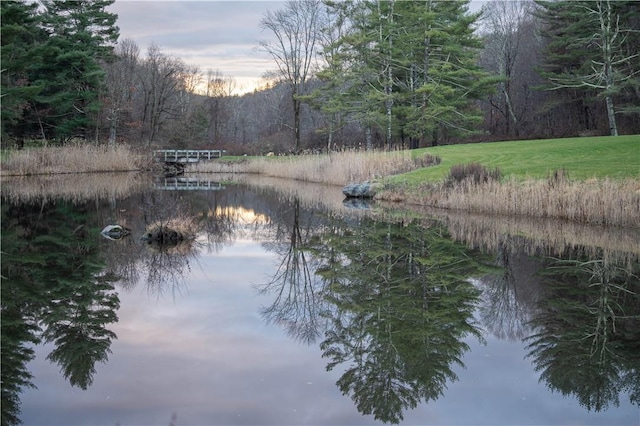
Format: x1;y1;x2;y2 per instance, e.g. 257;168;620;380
342;182;381;198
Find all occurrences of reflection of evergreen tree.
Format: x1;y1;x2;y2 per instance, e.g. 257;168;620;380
1;199;120;423
1;298;39;426
42;271;120;389
526;255;640;412
318;218;491;424
258;209;493;423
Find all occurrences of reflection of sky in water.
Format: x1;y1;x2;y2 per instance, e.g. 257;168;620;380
20;239;639;425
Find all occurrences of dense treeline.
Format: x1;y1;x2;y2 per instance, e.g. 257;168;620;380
1;0;638;153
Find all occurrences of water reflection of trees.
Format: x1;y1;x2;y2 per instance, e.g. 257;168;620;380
259;209;494;423
258;195;640;422
257;198;330;344
101;190;218;295
1;199;120;425
526;254;640;412
477;239;543;341
6;180;639;424
318;219;491;423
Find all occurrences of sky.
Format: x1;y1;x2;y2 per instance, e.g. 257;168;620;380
108;0;287;94
108;0;489;95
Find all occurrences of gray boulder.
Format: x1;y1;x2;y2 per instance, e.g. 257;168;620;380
342;182;381;198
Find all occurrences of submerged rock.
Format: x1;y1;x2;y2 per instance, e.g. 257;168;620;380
100;224;131;240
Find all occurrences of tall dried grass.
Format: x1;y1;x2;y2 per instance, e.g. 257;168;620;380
383;204;640;263
191;151;440;185
143;216;201;254
0;173;152;203
397;177;640;228
0;144;149;176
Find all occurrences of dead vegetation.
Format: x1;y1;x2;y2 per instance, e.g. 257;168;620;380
380;169;640;228
143;217;199;252
0;144;150;176
191;151;440;185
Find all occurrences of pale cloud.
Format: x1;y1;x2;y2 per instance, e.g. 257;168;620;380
108;1;490;93
108;1;286;92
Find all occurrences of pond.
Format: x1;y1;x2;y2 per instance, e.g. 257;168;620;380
1;173;639;426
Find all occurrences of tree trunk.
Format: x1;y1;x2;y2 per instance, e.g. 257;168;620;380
382;0;394;150
293;95;301;152
108;111;117;146
605;95;618;136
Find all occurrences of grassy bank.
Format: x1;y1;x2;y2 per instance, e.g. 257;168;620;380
196;135;638;227
381;135;639;228
2;135;635;181
393;135;639;184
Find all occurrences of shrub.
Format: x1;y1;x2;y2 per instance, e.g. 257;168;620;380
415;153;441;168
547;168;569;188
143;217;197;250
447;162;502;186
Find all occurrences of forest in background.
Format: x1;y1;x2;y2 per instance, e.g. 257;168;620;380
1;0;639;155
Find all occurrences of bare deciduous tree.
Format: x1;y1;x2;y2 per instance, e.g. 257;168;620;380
138;44;186;145
481;0;536;137
104;38;139;145
205;70;236;145
259;0;324;152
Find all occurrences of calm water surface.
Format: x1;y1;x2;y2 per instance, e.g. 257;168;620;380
2;174;639;425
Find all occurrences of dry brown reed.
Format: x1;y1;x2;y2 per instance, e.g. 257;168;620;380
384;205;640;264
143;216;199;253
145;217;198;238
191;151;439;185
0;144;149;176
394;177;640;228
0;172;153;203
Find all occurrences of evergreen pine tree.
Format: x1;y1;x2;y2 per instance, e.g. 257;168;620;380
32;0;119;143
0;0;45;147
318;0;495;148
536;0;640;136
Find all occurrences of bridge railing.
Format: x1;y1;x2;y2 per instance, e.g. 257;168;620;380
153;149;225;163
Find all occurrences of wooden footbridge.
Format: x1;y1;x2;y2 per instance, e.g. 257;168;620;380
153;149;225;164
154;149;225;176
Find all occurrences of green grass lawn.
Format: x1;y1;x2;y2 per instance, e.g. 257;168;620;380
394;135;640;184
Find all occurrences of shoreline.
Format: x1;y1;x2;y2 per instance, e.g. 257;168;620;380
1;144;638;229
